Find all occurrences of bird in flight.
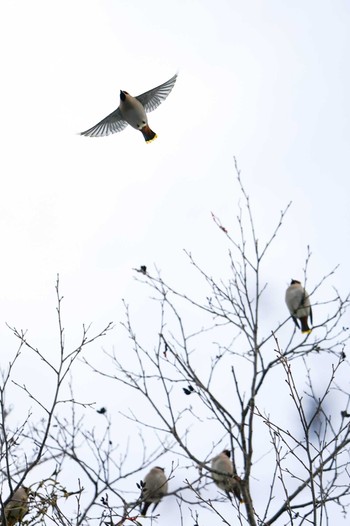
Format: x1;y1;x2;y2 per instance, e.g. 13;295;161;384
80;73;177;143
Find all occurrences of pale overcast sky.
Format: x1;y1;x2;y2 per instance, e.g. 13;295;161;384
0;0;350;523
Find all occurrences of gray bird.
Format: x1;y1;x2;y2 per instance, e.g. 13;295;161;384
140;466;168;516
4;486;30;526
285;279;313;334
80;73;177;143
211;450;242;502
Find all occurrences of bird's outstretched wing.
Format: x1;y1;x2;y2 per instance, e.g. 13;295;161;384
80;108;128;137
136;73;178;113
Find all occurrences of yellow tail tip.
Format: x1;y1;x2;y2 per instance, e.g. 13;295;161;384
146;133;158;143
302;329;312;335
141;124;157;142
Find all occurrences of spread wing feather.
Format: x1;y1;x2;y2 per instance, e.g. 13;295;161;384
80;108;128;137
136;74;178;113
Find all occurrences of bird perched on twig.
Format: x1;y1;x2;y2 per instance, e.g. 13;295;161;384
285;279;313;334
3;486;30;526
80;73;177;143
211;450;242;502
139;466;168;516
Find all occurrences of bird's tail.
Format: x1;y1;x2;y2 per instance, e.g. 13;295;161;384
141;125;157;143
140;502;150;516
300;317;312;334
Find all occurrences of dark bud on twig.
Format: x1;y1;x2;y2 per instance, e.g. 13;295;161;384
101;494;109;505
97;407;107;414
183;385;195;395
163;341;169;358
341;410;350;418
136;480;146;490
135;265;147;274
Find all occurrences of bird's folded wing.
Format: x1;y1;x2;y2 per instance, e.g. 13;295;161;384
80;108;128;137
292;316;300;329
136;74;178;113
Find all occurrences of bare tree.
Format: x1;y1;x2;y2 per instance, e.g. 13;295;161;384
2;163;350;526
87;161;350;525
0;278;179;526
0;276;118;526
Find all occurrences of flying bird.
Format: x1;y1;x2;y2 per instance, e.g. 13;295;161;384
285;279;313;334
4;486;30;526
211;450;242;502
140;466;168;516
80;73;178;143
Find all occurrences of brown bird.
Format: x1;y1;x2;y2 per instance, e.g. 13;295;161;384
140;466;168;516
211;450;242;502
4;486;30;526
80;73;177;143
285;279;313;334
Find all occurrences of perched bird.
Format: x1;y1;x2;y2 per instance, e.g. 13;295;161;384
80;73;178;143
4;486;30;526
140;466;168;516
285;279;313;334
211;450;242;502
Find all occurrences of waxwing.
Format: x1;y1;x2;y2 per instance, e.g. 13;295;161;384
140;466;168;516
80;73;177;143
285;279;313;334
4;486;30;526
211;450;242;502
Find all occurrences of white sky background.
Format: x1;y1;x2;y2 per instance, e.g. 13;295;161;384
1;0;350;523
